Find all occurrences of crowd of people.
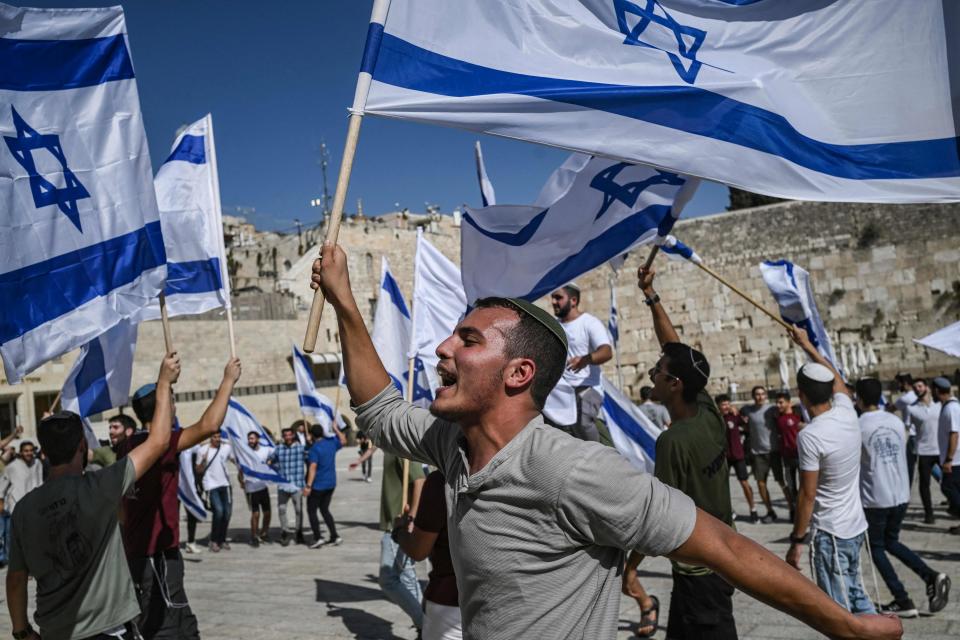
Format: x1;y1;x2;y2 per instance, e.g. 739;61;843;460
0;241;957;640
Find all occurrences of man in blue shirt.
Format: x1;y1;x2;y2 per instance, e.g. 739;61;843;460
269;427;307;546
305;422;347;548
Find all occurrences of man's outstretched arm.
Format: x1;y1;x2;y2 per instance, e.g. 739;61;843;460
179;357;243;451
637;266;680;346
670;509;901;640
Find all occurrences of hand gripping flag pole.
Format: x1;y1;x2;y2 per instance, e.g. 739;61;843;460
303;0;393;352
159;293;174;353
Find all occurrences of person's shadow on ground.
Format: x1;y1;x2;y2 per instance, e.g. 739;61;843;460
316;578;407;639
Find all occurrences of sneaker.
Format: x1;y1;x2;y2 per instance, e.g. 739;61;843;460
329;536;344;546
749;511;760;524
222;541;231;551
280;533;291;547
309;538;326;549
761;510;778;524
879;599;919;618
184;542;202;554
923;514;936;525
249;538;260;548
927;573;951;613
295;533;306;545
365;477;372;483
259;533;271;544
209;542;221;553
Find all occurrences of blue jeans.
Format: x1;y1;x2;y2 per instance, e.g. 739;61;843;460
865;504;935;602
379;532;423;627
0;511;9;565
208;486;232;544
812;531;876;614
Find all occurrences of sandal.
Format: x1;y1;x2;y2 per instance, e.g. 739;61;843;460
636;594;659;638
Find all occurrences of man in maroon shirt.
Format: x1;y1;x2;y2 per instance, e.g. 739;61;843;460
395;470;461;640
775;391;804;523
120;357;242;639
717;394;758;523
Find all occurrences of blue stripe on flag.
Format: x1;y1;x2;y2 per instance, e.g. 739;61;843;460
165;258;223;295
293;347;316;380
603;394;657;461
360;22;386;75
164;134;206;165
372;34;960;180
382;270;411;320
178;488;207;519
462;208;550;247
0;221;166;343
299;395;334;419
0;34;135;92
75;338;111;417
525;204;670;301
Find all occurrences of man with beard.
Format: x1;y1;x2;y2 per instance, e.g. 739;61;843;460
90;414;138;468
544;283;612;441
308;243;901;640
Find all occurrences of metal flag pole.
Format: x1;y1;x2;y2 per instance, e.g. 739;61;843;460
205;114;237;358
303;0;393;352
609;273;624;390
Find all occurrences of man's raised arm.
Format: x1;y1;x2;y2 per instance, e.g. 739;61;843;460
788;325;848;397
637;266;680;346
129;353;180;479
178;357;243;451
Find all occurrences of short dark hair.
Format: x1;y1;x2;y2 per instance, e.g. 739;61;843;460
895;372;914;384
661;342;710;403
38;412;85;466
108;413;137;433
640;385;653;401
715;393;731;405
132;390;156;425
290;419;308;431
797;370;833;405
310;424;325;439
856;378;883;407
247;430;260;439
474;297;567;410
913;377;927;386
561;285;580;305
19;441;34;452
281;427;294;435
775;391;791;402
751;385;766;396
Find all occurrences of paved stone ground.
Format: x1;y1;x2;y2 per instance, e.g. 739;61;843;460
3;459;959;639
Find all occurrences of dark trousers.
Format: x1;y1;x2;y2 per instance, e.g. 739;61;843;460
208;486;232;544
129;549;199;640
307;488;338;540
186;511;198;544
667;572;738;640
942;469;960;514
81;621;142;640
361;457;373;479
905;436;917;489
917;455;939;518
864;504;935;602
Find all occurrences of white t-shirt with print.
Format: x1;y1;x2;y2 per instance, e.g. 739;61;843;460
907;400;941;456
197;442;234;491
859;410;910;509
938;399;960;467
798;394;867;539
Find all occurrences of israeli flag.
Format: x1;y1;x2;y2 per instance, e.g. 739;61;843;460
138;114;230;320
410;230;467;391
601;378;662;474
362;0;959;203
179;447;208;521
916;321;960;359
660;235;703;265
0;4;165;383
759;260;840;371
60;318;137;418
608;286;619;346
221;398;298;492
474;141;496;207
461;153;697;302
292;342;338;435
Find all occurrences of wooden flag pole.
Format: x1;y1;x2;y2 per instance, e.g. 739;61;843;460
642;245;661;271
50;390;62;412
303;0;393;353
159;293;174;353
400;356;416;514
693;262;793;332
225;309;237;359
206;113;237;359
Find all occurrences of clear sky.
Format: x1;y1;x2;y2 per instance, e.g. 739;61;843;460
33;0;730;233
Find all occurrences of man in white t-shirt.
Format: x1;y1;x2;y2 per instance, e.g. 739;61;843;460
785;327;874;614
906;379;941;524
543;283;612;441
197;432;235;552
932;377;960;531
240;431;272;546
892;373;917;486
856;378;950;617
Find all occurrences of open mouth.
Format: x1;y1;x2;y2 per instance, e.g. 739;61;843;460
436;367;458;392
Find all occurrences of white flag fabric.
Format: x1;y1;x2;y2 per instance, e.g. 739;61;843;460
0;4;165;383
362;0;959;203
139;114;230;320
178;446;208;521
220;399;298;492
778;350;789;390
608;285;619;346
462;153;697;302
600;378;661;474
60;319;138;418
372;257;413;395
409;230;467;390
915;320;960;359
292;342;338;436
760;260;840;372
474;141;496;207
660;235;703;265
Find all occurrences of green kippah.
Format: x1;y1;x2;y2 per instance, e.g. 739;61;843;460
503;297;568;351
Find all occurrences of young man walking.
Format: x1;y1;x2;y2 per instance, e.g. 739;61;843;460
5;354;179;640
196;432;235;552
304;423;347;548
742;386;784;523
856;378;951;617
933;377;960;527
310;244;901;640
786;329;873;614
775;391;803;522
271;426;307;545
717;394;757;523
906;378;941;523
241;430;272;547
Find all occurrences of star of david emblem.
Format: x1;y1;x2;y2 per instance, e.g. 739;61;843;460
613;0;714;84
412;358;434;403
590;163;684;221
3;106;90;232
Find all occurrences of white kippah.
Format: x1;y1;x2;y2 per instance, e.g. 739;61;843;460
800;362;833;383
565;281;581;293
